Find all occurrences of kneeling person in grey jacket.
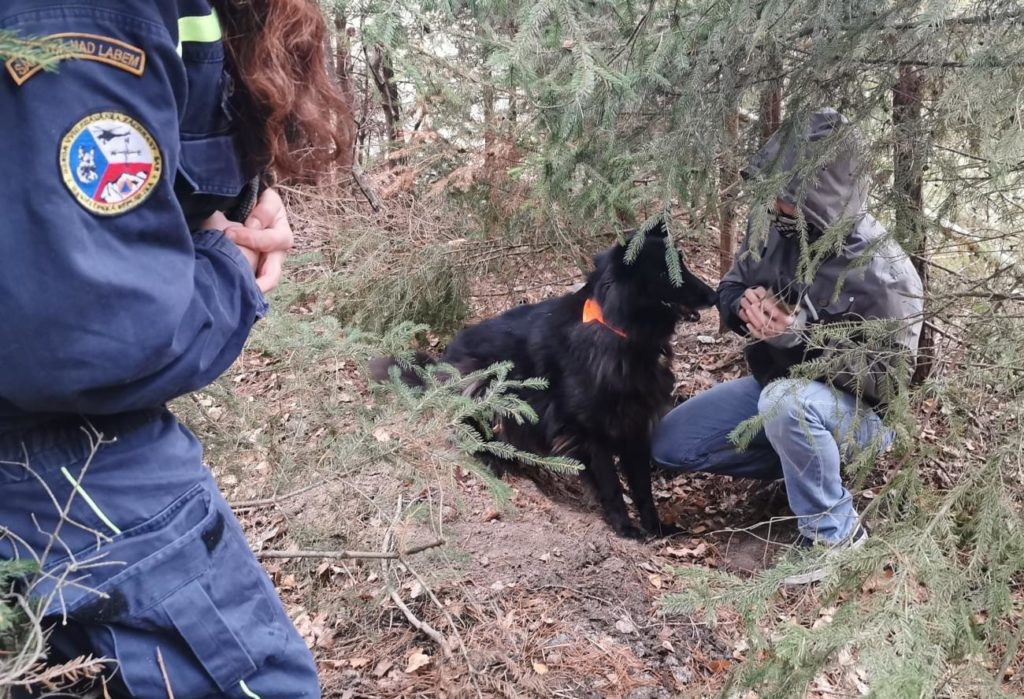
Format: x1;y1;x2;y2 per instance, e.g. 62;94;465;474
653;108;923;584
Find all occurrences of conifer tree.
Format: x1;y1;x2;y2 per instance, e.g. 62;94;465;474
335;1;1024;692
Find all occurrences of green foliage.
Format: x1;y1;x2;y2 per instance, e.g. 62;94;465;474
661;299;1024;696
332;0;1024;693
371;349;585;477
0;30;62;68
0;560;36;644
331;232;469;336
184;236;579;513
0;559;46;691
662;454;1024;698
343;0;1024;257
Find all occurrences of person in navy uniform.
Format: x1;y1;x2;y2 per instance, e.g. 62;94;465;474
0;1;350;696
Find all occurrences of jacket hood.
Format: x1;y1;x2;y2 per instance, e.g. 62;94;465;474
742;108;869;235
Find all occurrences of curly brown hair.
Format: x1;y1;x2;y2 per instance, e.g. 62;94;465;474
214;0;353;182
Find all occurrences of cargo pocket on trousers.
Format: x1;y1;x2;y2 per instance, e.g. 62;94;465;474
65;484;288;697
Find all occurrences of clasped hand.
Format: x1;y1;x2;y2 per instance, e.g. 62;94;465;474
201;187;293;294
738;286;797;340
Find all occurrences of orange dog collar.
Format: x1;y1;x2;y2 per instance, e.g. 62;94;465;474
582;298;628;339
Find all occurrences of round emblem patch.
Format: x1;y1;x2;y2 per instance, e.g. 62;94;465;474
59;112;162;216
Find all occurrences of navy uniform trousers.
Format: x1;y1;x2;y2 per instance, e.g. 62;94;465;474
0;410;320;698
0;407;319;695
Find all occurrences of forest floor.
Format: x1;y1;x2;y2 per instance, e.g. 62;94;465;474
174;192;928;698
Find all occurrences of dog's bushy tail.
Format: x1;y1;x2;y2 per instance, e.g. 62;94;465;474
368;351;438;388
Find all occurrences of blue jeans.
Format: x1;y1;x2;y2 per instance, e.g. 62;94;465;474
652;377;891;543
0;410;320;698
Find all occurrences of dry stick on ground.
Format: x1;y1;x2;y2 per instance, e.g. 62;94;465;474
231;455;390;512
257;539;445;560
400;555;481;690
352;161;382;212
381;498;453;659
229;483;321;510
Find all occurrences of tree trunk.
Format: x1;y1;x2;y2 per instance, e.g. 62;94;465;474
893;65;932;384
334;15;357;116
333;14;357;170
481;45;497;181
507;18;518;137
368;45;401;143
718;111;740;275
758;48;783;140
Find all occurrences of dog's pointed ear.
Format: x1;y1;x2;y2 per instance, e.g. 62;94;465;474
592;246;615;271
621;218;668;248
647;219;668;238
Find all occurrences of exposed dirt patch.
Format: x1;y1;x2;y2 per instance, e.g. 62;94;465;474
172;188;1019;699
201;231;811;698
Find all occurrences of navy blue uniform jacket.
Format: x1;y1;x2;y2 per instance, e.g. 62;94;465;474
0;0;265;423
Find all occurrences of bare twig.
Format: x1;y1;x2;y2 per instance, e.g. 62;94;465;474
256;539;445;560
352;161;382;212
381;498;452;658
386;584;453;658
156;647;175;699
229;483;320;510
401;557;477;675
38;426;116;566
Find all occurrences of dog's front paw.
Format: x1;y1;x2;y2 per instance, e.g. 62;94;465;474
612;521;647;540
653;521;684;538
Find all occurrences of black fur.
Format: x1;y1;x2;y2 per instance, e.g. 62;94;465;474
371;223;718;538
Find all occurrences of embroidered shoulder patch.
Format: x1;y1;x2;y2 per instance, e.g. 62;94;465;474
6;34;146;86
59;112;162;216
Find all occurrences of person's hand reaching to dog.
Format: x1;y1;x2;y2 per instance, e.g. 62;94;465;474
738;286;799;341
739;286;793;339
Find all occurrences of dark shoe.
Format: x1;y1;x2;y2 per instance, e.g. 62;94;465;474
779;525;869;586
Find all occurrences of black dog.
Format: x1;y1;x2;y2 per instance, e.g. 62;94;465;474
372;222;717;538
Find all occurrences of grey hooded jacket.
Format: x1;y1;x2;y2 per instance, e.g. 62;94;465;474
718;108;924;408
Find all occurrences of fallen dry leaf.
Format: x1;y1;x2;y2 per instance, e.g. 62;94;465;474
533;662;549;675
349;657;371;669
706;658;732;673
373;659;394;678
812;607;836;629
649;574;663;589
372;427;392;443
405;649;432;674
665;542;709;559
